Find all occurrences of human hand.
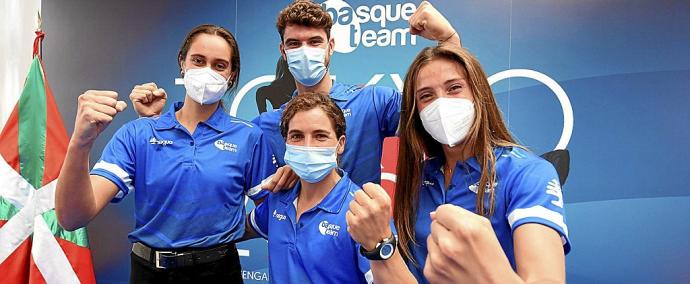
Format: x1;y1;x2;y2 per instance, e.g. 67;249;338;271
424;204;516;284
346;183;394;251
129;82;167;117
262;165;300;192
409;1;460;46
71;90;127;149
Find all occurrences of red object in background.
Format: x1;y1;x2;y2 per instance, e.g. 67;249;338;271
380;137;399;199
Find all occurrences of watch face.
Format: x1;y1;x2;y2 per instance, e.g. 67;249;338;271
380;243;394;259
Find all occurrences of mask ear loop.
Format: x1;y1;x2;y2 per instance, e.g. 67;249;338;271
335;135;346;167
322;42;333;73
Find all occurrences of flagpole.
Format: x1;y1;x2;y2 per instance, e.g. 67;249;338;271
34;10;44;59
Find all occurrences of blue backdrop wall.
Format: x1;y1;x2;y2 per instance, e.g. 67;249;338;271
42;0;690;283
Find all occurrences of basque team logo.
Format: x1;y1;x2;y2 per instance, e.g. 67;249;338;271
322;0;419;53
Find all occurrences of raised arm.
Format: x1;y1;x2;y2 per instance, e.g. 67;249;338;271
129;82;167;117
409;1;462;47
56;90;127;231
347;183;417;284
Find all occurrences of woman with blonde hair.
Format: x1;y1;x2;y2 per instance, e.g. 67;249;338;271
347;45;570;283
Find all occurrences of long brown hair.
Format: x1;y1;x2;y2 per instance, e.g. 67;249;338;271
394;46;521;263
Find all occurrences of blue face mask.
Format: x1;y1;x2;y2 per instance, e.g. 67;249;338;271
284;144;338;183
285;46;328;87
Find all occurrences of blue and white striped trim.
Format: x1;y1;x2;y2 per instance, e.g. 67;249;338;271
249;210;268;239
364;270;373;284
509;148;527;159
230;119;254;128
247;174;274;197
93;161;134;200
507;205;569;242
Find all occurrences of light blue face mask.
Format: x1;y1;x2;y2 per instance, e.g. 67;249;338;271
284;144;338;183
285;46;328;87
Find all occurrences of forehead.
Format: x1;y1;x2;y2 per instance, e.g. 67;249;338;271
416;58;467;85
283;24;328;40
187;33;232;60
289;107;334;132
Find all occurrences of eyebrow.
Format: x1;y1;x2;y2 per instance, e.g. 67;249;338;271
445;77;466;85
190;53;229;63
415;77;467;94
285;36;324;43
313;129;332;135
287;129;333;135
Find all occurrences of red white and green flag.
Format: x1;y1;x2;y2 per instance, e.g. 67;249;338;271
0;32;96;284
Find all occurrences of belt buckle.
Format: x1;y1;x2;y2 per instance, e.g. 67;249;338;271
155;250;176;269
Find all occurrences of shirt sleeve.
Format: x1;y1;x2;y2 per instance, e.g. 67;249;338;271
371;86;401;137
506;150;571;253
355;242;374;284
248;197;269;239
244;129;278;201
252;111;287;166
89;123;137;203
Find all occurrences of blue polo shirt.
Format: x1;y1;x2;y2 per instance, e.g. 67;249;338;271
252;82;401;185
91;102;276;249
407;147;571;283
249;172;374;284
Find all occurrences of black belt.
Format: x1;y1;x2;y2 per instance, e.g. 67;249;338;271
132;242;235;269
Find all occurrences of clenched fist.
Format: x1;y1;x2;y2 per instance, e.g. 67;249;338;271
346;183;393;251
129;82;167;117
424;204;514;284
72;90;127;149
409;1;460;45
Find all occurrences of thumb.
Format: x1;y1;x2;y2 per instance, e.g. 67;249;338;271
153;88;167;99
115;101;128;112
419;20;427;31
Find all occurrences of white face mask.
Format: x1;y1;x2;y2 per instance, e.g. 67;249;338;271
419;97;475;147
183;67;230;105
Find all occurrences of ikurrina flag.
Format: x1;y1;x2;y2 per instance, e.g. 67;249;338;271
0;32;96;284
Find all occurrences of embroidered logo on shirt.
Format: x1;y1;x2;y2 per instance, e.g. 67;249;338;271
272;210;287;221
318;220;341;237
149;137;173;146
468;182;498;194
342;108;352;117
423;180;435;186
214;140;238;152
546;179;564;208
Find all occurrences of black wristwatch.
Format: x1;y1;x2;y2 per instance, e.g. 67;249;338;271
360;234;397;260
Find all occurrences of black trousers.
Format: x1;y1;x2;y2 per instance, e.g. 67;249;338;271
130;246;244;284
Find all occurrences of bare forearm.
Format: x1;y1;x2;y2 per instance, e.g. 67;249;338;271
371;251;417;284
438;31;461;48
55;143;98;231
237;215;260;242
